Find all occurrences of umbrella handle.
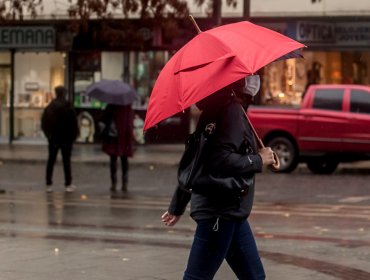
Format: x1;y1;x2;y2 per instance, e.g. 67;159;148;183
189;15;202;34
243;111;281;171
271;153;281;171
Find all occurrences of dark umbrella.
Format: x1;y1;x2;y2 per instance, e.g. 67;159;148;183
86;80;137;105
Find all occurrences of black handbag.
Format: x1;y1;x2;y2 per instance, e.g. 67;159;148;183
98;119;118;139
178;123;252;196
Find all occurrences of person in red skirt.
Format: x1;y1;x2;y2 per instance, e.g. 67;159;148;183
101;104;134;193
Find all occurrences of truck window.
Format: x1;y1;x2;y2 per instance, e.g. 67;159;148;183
350;90;370;114
312;89;344;111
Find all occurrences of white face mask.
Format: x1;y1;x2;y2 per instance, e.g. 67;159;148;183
243;74;260;97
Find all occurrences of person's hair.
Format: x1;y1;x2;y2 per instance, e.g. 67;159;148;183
55;86;67;98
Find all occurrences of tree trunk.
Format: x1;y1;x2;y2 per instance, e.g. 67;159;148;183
212;0;222;26
243;0;250;20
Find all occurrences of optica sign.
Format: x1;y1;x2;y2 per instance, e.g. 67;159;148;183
296;21;335;44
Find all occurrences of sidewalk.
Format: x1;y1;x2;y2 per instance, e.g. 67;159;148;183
1;143;370;279
1;142;370;172
0;142;184;166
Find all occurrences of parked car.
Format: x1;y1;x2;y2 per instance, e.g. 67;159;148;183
248;84;370;174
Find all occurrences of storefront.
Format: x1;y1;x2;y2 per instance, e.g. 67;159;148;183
2;18;368;143
70;50;174;144
0;21;192;144
0;25;66;143
68;20;193;144
256;20;370;107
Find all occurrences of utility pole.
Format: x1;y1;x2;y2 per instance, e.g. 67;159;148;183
243;0;250;20
9;49;15;144
212;0;222;26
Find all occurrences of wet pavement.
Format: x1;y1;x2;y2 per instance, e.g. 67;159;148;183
0;144;370;279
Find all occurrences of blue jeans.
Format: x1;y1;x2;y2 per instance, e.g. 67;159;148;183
184;218;265;280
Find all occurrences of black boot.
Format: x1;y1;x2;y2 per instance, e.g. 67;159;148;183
110;155;118;192
121;156;129;193
110;182;117;192
121;174;128;193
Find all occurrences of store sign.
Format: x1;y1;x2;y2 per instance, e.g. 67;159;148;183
335;22;370;46
259;23;289;36
0;26;55;49
296;21;335;43
295;21;370;47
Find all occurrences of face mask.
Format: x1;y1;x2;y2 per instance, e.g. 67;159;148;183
243;74;260;97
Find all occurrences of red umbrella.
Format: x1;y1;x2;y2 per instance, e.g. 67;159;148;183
144;20;305;130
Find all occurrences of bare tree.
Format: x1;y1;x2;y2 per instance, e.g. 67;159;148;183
67;0;188;20
194;0;237;26
0;1;241;23
0;0;189;21
0;0;240;38
62;0;189;36
0;0;43;20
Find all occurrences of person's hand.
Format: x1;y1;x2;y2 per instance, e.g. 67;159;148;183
161;211;181;227
258;147;276;166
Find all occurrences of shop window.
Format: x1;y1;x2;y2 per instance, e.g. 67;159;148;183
132;51;168;109
73;52;103;109
350;89;370;114
312;89;344;111
261;59;305;106
2;52;65;140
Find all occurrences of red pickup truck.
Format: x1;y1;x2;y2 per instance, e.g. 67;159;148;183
247;84;370;174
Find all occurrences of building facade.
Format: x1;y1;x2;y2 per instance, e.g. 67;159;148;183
0;0;369;143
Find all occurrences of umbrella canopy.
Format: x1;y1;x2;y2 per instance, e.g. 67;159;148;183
144;21;305;130
86;80;137;106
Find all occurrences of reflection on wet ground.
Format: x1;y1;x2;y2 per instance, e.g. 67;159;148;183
1;189;369;280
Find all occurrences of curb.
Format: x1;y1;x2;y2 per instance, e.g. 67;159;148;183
0;157;180;167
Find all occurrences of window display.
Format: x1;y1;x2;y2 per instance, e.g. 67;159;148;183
260;51;370;107
1;52;65;139
73;52;104;110
131;51;168;109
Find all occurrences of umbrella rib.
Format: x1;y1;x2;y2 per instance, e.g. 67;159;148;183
175;51;185;111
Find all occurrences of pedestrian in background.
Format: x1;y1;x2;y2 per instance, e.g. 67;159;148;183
41;86;79;193
101;104;134;193
161;75;275;280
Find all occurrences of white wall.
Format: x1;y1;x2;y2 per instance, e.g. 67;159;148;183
102;52;124;80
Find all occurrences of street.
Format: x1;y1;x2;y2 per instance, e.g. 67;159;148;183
0;161;370;279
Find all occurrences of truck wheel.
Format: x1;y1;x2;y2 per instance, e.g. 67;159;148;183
267;137;298;173
306;158;339;174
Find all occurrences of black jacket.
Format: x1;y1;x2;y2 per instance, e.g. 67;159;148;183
41;97;79;144
168;94;262;220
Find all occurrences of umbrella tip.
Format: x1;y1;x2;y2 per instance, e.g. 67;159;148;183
189;15;202;34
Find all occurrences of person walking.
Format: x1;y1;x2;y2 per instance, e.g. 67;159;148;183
41;86;79;193
101;104;134;193
161;75;275;280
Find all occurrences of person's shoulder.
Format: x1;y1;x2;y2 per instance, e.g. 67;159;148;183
62;100;75;109
43;100;56;112
222;100;243;117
